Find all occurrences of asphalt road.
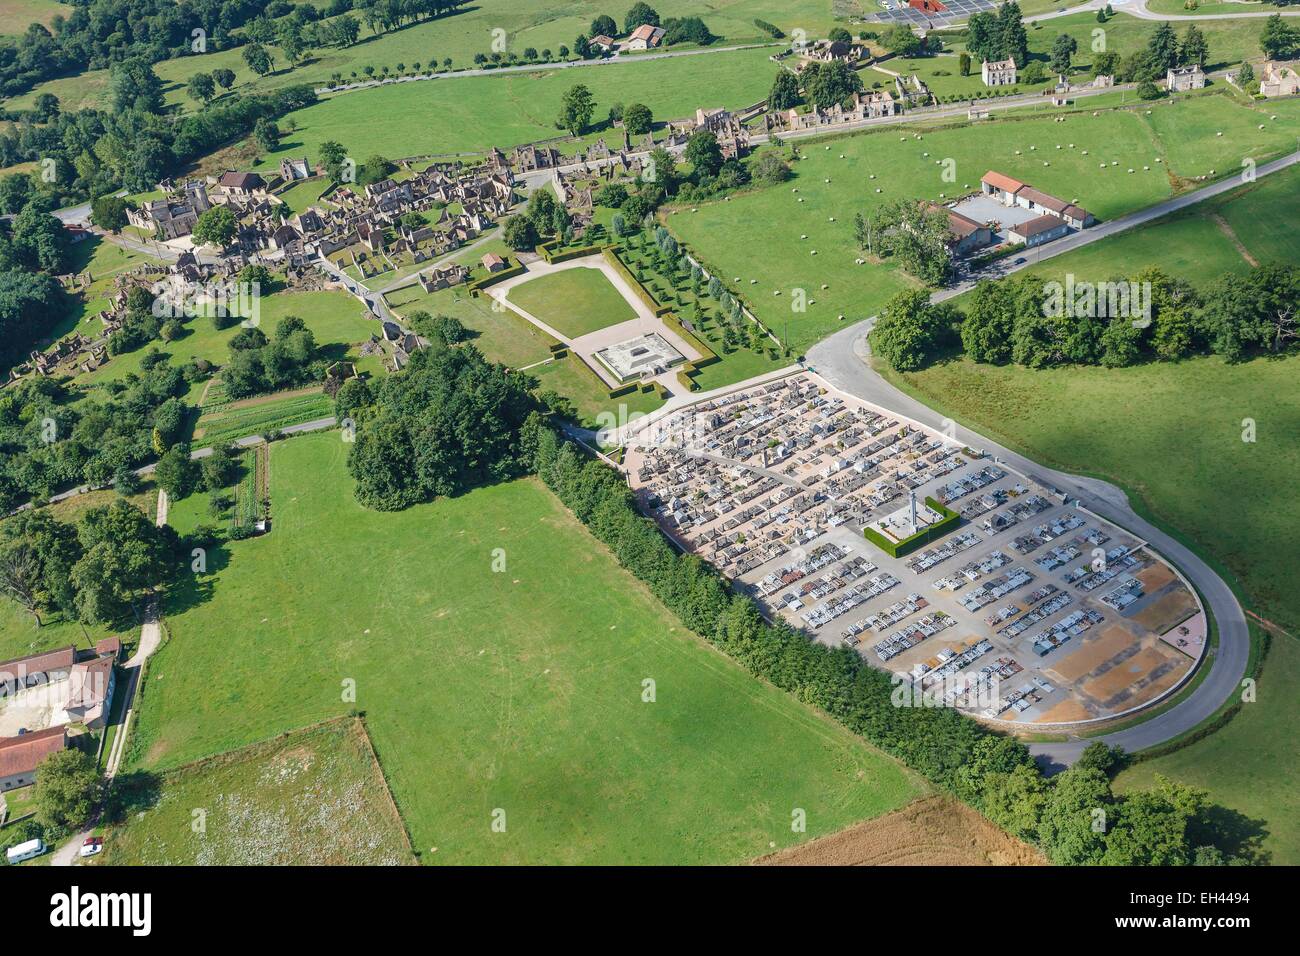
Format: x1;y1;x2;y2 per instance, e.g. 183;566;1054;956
796;157;1300;768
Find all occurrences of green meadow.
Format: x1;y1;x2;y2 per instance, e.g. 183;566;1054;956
667;93;1300;360
126;432;922;863
248;45;779;168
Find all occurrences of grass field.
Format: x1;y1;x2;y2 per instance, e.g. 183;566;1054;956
0;0;63;35
667;93;1300;364
246;45;779;170
76;289;377;389
99;718;415;865
389;279;558;369
4;1;821;112
126;432;922;864
505;266;637;339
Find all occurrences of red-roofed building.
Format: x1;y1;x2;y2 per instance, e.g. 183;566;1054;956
0;727;67;792
981;171;1026;204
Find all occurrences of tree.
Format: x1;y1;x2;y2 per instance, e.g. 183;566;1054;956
200;446;238;491
1050;34;1078;74
801;59;863;109
154;444;199;500
187;72;216;105
1147;21;1179;71
558;83;595;136
870;289;956;371
109;57;164;113
35;748;101;830
1137;78;1163;100
213;68;236;91
319;141;350;181
751;152;792;185
997;1;1029;65
768;70;801;110
961;279;1017;363
873;199;954;285
881;24;924;57
1092;51;1120;78
591;14;618;36
91;194;128;233
958;51;972;76
243;43;275;77
333;15;361;47
684;130;724;179
1260;15;1298;60
623;102;653;135
624;3;660;33
253;117;281;153
192;206;237;248
1179;24;1209;67
1037;766;1113;865
0;542;44;626
503;215;539;251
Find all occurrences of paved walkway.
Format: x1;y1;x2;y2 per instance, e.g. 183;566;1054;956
488;254;704;391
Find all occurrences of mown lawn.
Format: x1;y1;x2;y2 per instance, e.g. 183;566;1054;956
99;718;415;865
389;281;558;369
506;266;637;339
126;432;922;864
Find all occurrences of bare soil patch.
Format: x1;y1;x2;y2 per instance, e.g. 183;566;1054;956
754;796;1046;866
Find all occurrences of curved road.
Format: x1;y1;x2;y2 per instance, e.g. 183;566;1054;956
797;162;1295;768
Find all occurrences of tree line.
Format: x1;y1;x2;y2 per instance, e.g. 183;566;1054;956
531;428;1255;864
872;264;1299;372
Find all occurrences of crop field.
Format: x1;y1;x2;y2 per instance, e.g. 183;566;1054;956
99;718;415;866
126;432;922;864
191;389;336;448
506;267;637;339
756;795;1046;865
667;93;1299;359
246;46;780;169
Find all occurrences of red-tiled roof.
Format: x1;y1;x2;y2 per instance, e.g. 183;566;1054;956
0;727;67;779
0;646;76;681
982;171;1025;194
1012;214;1066;238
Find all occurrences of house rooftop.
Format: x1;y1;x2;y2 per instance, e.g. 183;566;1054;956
0;726;67;779
1012;214;1065;238
982;170;1025;193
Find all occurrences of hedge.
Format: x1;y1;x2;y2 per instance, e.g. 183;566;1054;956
863;496;961;558
468;261;527;293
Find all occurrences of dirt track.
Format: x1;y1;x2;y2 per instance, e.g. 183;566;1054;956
754;796;1046;866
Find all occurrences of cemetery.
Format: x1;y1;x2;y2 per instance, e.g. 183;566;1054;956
624;371;1206;727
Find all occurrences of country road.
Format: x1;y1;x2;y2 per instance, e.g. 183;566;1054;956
794;157;1296;768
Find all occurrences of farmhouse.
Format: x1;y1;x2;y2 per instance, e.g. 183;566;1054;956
626;24;666;50
1008;214;1071;247
981;172;1093;228
590;34;616;52
1167;65;1205;91
1260;61;1300;98
929;204;994;256
982;58;1018;87
0;727;67;792
482;253;508;273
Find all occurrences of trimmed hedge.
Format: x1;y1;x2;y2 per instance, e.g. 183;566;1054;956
469;261;526;293
863;496;961;558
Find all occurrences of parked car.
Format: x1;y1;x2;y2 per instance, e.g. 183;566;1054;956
80;836;103;858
